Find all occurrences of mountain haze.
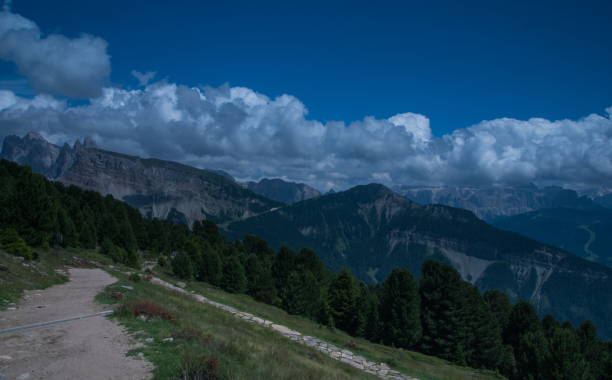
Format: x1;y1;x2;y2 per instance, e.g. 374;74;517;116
395;184;595;220
228;184;612;339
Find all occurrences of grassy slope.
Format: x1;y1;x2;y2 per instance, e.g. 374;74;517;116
98;271;376;380
154;270;505;380
1;249;505;380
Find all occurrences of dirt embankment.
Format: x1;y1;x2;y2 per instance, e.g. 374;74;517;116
0;268;152;380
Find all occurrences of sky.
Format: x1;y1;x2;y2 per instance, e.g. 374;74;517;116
1;0;612;191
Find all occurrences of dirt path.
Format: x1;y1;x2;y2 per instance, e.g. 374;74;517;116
0;268;152;380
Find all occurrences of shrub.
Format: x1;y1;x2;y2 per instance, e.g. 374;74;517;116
122;300;176;323
129;273;141;282
0;228;34;260
181;354;220;380
157;255;168;267
110;292;124;300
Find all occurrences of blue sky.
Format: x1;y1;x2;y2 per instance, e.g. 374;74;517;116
6;0;612;136
1;0;612;190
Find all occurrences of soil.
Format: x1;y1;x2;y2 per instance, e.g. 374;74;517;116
0;268;152;380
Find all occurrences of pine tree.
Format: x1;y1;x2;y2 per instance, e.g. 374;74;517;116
221;256;247;293
483;290;512;332
461;282;503;369
199;247;223;286
172;250;194;280
79;221;97;249
272;246;296;292
545;328;592;380
327;268;358;334
419;260;468;362
504;301;542;348
245;254;276;304
379;268;421;349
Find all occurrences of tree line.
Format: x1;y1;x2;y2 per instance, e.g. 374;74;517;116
0;159;610;379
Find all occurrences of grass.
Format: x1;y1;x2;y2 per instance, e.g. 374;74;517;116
152;270;505;380
1;248;505;380
98;270;377;380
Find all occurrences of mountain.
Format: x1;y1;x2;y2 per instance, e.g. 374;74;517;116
1;133;281;224
227;184;612;339
594;193;612;208
245;178;321;203
492;206;612;267
394;184;594;220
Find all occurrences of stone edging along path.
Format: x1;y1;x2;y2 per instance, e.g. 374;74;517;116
148;277;418;380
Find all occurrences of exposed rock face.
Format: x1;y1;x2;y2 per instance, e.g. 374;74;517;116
1;133;281;224
245;178;321;203
394;184;594;220
1;132;61;177
228;184;612;339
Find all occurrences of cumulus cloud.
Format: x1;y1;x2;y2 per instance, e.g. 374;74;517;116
131;70;157;86
0;11;110;98
1;81;611;191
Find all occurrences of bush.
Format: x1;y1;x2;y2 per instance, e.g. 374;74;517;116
0;228;34;260
157;255;168;267
129;273;141;282
181;354;220;380
122;300;176;323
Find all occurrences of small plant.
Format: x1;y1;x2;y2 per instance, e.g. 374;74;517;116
110;291;124;300
174;327;214;345
0;228;34;260
122;300;176;323
180;353;220;380
346;341;359;350
157;255;167;267
128;273;141;282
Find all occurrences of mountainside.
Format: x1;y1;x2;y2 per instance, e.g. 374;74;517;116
245;178;321;203
493;206;612;267
1;133;281;224
395;184;595;220
227;184;612;339
594;193;612;208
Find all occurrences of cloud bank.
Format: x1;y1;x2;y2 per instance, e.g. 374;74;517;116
0;11;611;191
0;11;110;98
1;82;611;191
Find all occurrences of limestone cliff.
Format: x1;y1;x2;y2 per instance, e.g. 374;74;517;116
1;133;281;224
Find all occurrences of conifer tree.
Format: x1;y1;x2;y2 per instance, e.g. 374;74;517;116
172;250;194;280
327;268;358;334
419;260;468;362
380;268;421;349
199;247;223;286
221;255;247;293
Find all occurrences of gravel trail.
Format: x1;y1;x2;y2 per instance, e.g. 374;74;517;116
0;268;152;380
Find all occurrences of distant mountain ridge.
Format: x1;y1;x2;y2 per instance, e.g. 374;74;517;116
394;184;596;220
228;184;612;339
1;133;281;224
245;178;321;203
492;206;612;267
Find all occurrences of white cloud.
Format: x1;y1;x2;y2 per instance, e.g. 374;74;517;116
0;11;110;98
1;81;611;191
0;11;610;191
131;70;157;86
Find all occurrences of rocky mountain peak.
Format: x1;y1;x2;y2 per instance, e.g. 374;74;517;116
1;132;281;225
